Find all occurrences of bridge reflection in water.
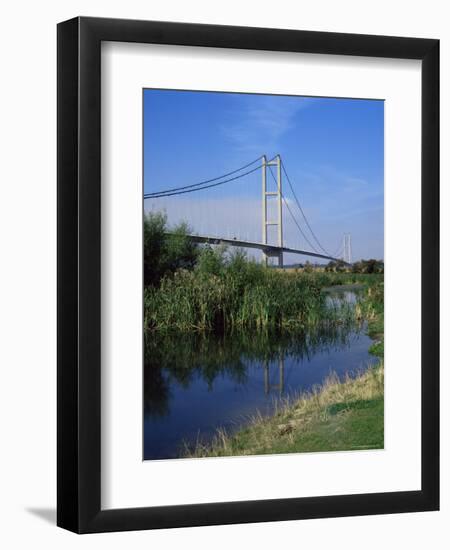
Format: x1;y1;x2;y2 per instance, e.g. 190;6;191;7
263;356;285;395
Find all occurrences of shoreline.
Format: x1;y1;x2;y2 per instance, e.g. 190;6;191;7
183;361;384;458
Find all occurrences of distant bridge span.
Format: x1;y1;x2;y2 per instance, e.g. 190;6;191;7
175;233;346;264
148;155;353;266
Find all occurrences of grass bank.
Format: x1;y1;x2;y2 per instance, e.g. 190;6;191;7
184;362;384;457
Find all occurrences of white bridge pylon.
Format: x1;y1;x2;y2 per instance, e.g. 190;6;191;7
262;154;283;267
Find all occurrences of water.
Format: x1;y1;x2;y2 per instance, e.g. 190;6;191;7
143;288;377;460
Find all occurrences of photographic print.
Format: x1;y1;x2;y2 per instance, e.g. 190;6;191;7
57;18;439;532
143;89;384;461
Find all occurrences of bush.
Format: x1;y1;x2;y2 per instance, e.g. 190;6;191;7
144;211;199;286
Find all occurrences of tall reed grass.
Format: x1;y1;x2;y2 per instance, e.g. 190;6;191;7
143;245;383;333
143;265;356;332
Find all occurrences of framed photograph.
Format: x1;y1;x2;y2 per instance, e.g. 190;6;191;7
57;17;439;533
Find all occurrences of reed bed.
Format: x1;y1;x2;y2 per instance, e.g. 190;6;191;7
144;264;361;332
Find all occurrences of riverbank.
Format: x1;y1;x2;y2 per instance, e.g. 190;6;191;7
185;361;383;457
183;281;384;458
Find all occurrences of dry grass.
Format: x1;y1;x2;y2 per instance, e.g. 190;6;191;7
184;362;384;458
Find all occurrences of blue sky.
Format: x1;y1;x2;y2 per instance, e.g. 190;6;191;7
143;89;384;262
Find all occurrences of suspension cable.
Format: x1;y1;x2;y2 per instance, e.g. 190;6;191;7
332;244;344;259
280;160;334;257
144;156;263;198
267;165;319;254
282;194;321;254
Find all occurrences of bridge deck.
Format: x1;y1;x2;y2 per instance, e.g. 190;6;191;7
171;233;343;263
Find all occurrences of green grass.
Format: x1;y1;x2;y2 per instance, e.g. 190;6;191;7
284;271;383;288
184;362;384;458
359;281;384;359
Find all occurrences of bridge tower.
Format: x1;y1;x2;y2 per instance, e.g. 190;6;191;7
262;154;283;267
343;233;352;264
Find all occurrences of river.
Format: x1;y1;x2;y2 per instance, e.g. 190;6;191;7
143;288;377;460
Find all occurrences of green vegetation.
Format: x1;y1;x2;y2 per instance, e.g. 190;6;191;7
145;262;321;332
325;258;384;273
144;211;199;287
143;245;371;332
359;281;384;359
287;270;383;288
352;258;384;274
184;362;384;457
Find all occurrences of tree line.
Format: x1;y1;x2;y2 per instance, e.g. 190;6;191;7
324;259;384;274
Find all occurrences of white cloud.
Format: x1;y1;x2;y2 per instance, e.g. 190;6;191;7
222;96;315;153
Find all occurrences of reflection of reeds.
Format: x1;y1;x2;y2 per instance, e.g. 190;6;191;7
143;322;364;417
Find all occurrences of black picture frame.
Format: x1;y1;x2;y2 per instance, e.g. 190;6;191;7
57;16;439;533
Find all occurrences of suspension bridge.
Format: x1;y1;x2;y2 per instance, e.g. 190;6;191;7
144;155;352;267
